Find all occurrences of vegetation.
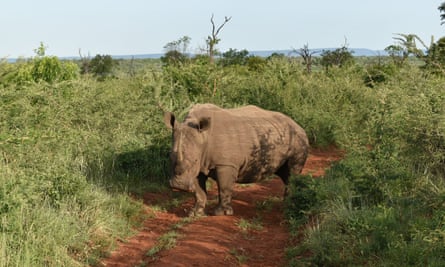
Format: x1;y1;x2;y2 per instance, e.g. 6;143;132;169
320;44;355;71
2;43;79;84
79;54;118;80
161;36;191;66
1;14;445;265
439;2;445;24
284;64;445;266
206;14;231;64
146;231;180;258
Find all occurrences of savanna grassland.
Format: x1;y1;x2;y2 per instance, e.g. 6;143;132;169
1;47;445;266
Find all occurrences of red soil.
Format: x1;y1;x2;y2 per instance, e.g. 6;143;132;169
99;147;343;267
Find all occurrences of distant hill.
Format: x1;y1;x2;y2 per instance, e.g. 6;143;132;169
6;48;388;62
110;48;388;59
249;48;388;57
111;53;164;60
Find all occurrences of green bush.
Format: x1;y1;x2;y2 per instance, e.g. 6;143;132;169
2;57;79;85
218;48;249;66
162;59;223;98
285;64;445;266
363;62;397;87
31;56;79;83
320;46;355;71
161;50;189;66
285;175;318;226
88;54;118;80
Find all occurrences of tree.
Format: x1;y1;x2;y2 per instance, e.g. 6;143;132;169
219;48;249;66
206;14;231;64
439;2;445;24
34;42;48;57
79;49;91;74
89;54;117;80
385;33;428;66
294;44;319;73
31;42;79;83
9;42;79;84
320;45;354;71
423;37;445;74
163;36;191;55
161;36;191;66
161;50;188;66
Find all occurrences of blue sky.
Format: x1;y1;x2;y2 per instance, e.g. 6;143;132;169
2;0;444;58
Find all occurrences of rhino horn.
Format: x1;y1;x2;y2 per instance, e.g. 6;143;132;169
177;132;183;162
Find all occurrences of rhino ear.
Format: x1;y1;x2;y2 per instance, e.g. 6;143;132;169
198;117;211;132
163;112;176;129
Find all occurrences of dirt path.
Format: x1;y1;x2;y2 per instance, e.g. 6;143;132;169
99;147;343;267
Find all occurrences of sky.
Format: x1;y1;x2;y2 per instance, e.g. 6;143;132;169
2;0;445;58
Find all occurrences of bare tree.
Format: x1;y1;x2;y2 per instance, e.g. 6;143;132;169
78;49;91;74
294;44;319;73
207;14;231;64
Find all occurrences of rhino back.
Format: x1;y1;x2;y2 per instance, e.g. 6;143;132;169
188;105;308;182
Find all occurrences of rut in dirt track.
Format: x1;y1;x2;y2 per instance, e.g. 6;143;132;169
100;147;343;267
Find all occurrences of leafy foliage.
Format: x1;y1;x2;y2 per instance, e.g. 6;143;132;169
285;175;318;226
423;36;445;74
285;65;445;266
31;56;79;83
1;43;79;85
1;37;445;266
320;46;354;71
219;48;249;66
439;2;445;24
161;36;191;66
385;33;427;66
86;54;118;80
161;50;189;66
363;60;398;87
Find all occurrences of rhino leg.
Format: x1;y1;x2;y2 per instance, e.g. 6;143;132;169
276;153;307;197
189;174;208;217
275;162;290;197
278;152;308;197
214;166;236;216
289;152;307;178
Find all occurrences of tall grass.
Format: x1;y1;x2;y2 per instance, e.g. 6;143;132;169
0;71;168;265
284;65;445;266
1;55;444;266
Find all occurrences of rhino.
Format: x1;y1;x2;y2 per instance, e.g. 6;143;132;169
164;104;309;216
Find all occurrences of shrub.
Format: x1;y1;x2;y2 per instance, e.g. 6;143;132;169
87;54;117;80
285;64;445;266
31;56;79;83
320;46;354;71
285;175;318;226
161;50;188;66
162;59;223;98
363;62;397;88
219;48;249;66
3;58;79;85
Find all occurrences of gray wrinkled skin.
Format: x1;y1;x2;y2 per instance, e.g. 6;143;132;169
164;104;309;216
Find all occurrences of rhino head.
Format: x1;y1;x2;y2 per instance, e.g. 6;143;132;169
164;112;211;192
